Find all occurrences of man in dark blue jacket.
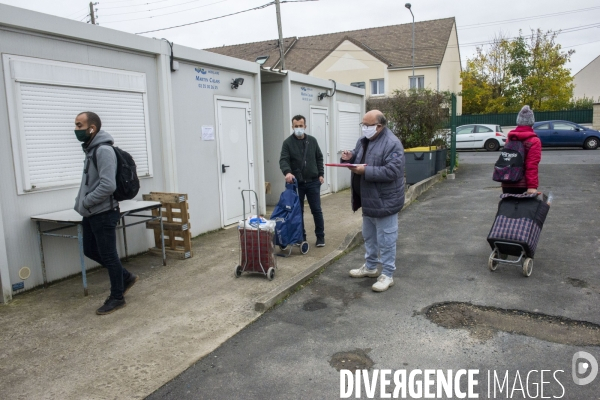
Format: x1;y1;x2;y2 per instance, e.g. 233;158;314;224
341;110;405;292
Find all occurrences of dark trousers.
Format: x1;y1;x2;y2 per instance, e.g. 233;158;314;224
82;209;131;299
297;180;325;240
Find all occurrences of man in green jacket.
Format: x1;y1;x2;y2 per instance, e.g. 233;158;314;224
279;115;325;247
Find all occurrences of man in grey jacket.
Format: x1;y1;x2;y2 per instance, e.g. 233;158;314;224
74;112;137;315
341;110;405;292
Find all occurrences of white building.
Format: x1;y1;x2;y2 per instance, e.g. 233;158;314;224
0;4;364;302
573;54;600;102
261;70;365;205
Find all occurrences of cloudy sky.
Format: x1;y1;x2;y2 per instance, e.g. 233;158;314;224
2;0;599;74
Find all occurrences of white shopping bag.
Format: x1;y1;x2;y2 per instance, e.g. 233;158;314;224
238;215;276;232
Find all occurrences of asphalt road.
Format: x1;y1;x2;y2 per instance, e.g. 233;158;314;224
149;150;600;400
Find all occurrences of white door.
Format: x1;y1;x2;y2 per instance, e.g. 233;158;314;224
216;99;254;226
310;107;330;195
337;104;362;191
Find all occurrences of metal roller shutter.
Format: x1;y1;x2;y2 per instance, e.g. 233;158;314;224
19;83;150;191
338;110;361;152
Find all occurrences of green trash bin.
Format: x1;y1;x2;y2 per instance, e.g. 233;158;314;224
405;150;436;184
435;149;447;172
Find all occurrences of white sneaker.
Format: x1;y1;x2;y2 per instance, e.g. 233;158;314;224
372;275;394;292
349;264;379;278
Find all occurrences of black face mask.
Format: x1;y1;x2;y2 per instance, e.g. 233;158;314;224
74;128;90;142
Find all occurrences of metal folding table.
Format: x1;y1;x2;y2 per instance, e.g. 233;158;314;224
31;200;166;296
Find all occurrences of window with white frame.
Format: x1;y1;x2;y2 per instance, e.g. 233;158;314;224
351;82;365;89
370;79;384;95
409;76;425;89
3;55;153;194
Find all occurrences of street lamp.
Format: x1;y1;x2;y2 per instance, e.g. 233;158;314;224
405;3;415;88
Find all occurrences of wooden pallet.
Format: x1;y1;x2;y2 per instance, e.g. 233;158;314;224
142;192;193;259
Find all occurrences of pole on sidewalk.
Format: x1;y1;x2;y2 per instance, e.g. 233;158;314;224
450;93;457;174
274;0;285;70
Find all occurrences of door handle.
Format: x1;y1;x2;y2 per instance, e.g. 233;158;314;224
222;164;230;173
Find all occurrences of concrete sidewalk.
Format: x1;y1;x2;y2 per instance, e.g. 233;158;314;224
0;174;442;400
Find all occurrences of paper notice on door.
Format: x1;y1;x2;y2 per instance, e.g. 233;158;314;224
202;125;214;141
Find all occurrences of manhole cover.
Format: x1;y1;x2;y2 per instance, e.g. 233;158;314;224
566;277;588;288
330;349;374;371
303;299;327;311
310;283;362;306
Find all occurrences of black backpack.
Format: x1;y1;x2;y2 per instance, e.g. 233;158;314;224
492;139;525;183
91;144;140;201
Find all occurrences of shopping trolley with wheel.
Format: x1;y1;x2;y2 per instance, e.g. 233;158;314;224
270;179;309;257
487;192;550;277
234;190;277;280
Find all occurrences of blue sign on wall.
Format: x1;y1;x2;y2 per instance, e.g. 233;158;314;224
301;86;314;102
12;282;24;291
195;67;221;90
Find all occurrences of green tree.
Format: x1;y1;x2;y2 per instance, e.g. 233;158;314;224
367;89;451;148
520;29;574;111
505;35;529;109
460;29;577;114
460;58;493;114
485;35;512;109
460;35;512;114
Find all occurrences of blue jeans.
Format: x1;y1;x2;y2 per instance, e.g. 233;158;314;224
82;209;132;299
363;213;398;277
297;180;325;240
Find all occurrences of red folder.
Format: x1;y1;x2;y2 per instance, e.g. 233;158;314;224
325;163;367;167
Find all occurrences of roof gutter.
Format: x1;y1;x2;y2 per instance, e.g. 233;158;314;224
387;64;440;71
261;67;288;76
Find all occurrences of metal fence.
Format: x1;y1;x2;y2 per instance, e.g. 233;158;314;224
444;109;593;128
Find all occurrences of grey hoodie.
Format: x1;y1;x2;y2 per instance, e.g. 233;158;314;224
74;130;117;217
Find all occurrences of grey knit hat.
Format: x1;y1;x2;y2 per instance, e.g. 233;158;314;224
516;105;535;126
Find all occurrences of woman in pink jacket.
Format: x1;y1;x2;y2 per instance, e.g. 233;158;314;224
501;105;542;194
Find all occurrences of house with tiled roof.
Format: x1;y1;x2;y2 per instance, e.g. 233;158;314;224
206;17;462;112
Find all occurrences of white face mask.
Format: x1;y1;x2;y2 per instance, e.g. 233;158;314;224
293;128;305;137
362;125;378;139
